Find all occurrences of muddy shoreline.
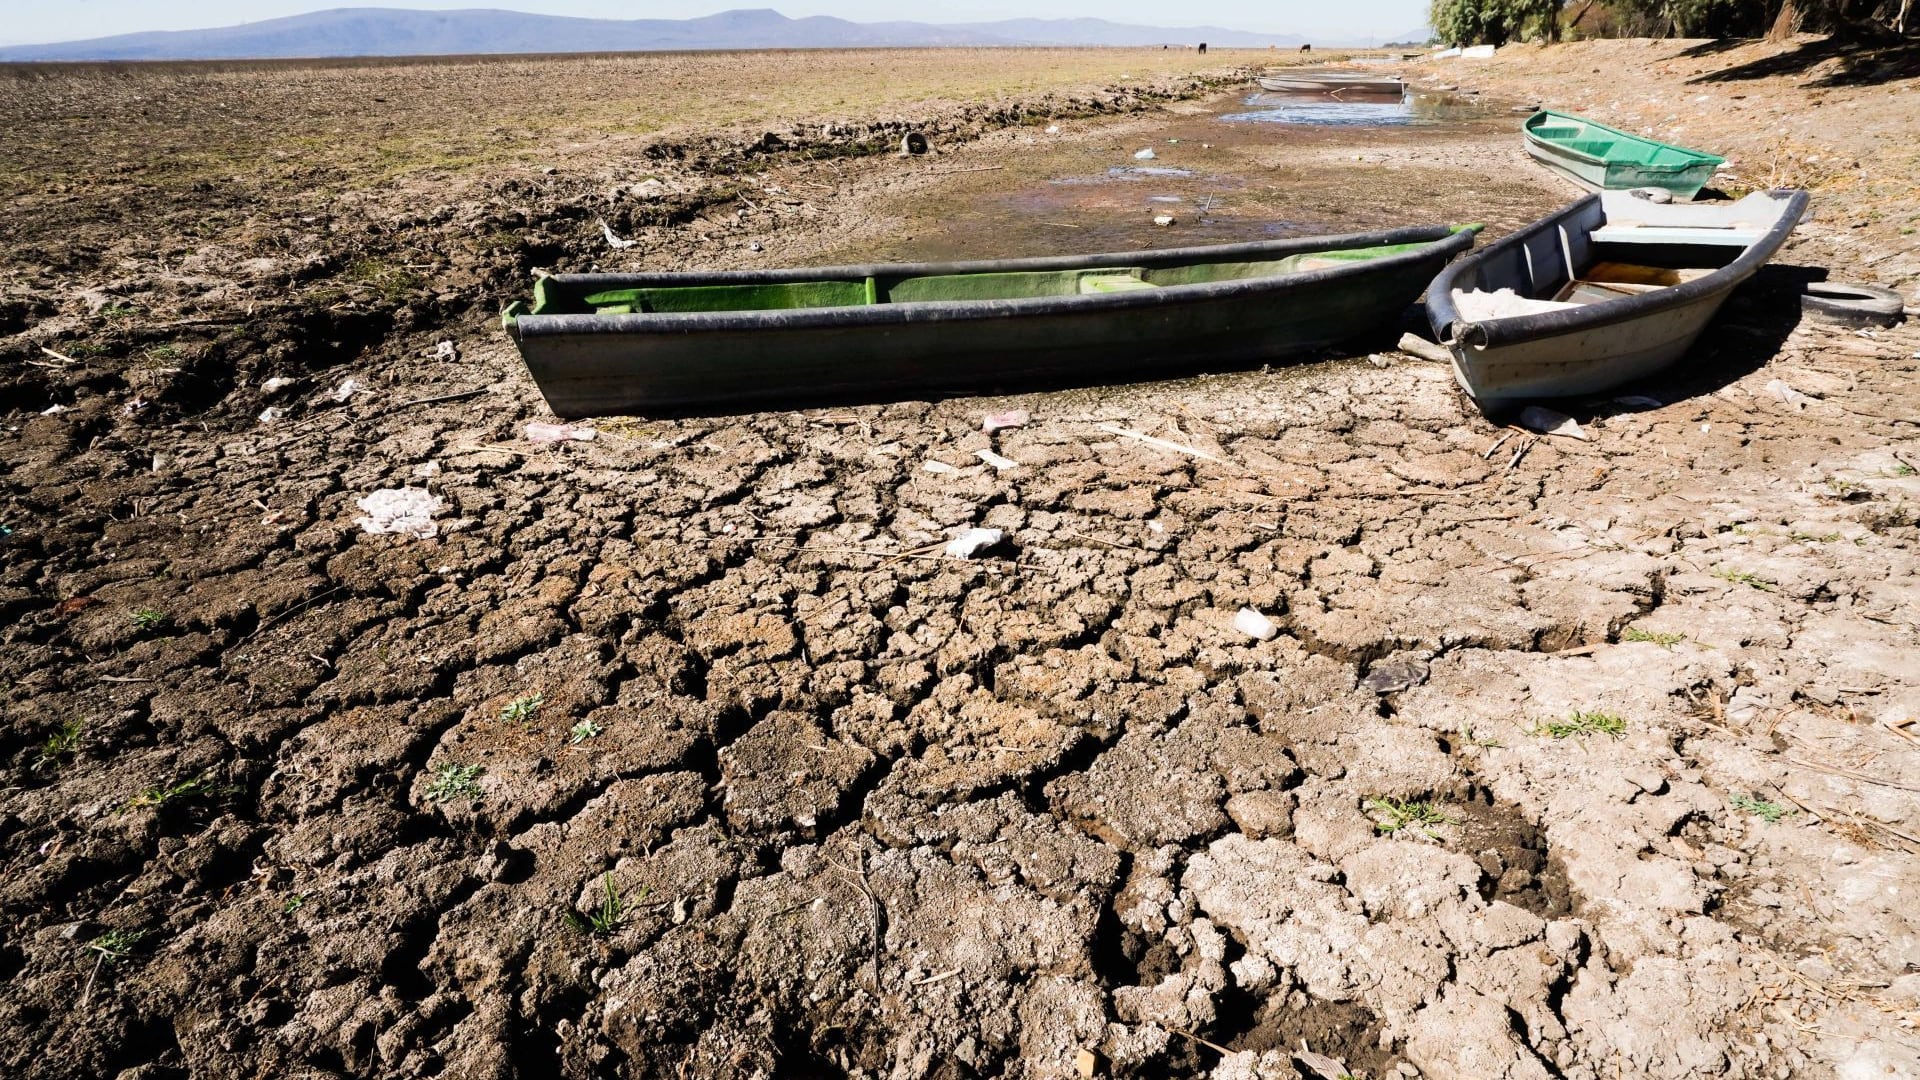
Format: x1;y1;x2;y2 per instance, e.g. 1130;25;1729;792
2;38;1918;1080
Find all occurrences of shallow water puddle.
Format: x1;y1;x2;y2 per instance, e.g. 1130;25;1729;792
1222;89;1492;128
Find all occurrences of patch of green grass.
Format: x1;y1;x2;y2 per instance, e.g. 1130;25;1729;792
283;894;309;915
35;719;85;769
144;344;182;362
568;872;628;938
1886;463;1917;478
1730;792;1796;824
97;303;141;321
129;607;170;631
124;775;235;812
1365;797;1457;840
344;258;425;303
426;762;484;802
500;694;544;725
84;928;150;965
1622;627;1687;647
1713;566;1776;592
568;718;603;745
1531;710;1627;740
1825;476;1867;499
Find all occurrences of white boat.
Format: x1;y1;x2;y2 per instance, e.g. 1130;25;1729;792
1256;71;1404;95
1424;189;1808;411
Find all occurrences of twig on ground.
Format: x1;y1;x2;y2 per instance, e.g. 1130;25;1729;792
240;586;346;645
1097;423;1225;463
1790;756;1920;794
1168;1028;1234;1056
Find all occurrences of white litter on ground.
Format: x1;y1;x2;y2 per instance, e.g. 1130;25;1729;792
922;460;959;474
1518;405;1590;441
1234;607;1279;641
982;409;1029;433
261;376;295;395
975;448;1018;470
354;487;443;540
945;528;1004;559
330;378;364;403
257;406;287;424
525;422;596;443
1134;148;1156;160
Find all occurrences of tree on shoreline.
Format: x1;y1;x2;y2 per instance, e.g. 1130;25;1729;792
1428;0;1912;43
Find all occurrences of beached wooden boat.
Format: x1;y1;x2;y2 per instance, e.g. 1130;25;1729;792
1523;110;1724;199
1257;72;1404;95
1424;189;1806;411
505;226;1479;416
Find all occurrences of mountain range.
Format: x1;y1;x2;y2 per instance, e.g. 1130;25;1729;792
0;7;1313;62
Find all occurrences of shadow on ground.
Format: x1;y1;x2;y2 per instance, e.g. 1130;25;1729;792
1687;36;1920;87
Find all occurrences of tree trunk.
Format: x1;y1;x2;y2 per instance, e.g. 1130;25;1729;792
1767;0;1801;42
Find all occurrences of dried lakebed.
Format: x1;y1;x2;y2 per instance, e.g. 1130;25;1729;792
2;45;1919;1080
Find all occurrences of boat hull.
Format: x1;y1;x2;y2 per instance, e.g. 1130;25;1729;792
1522;110;1723;200
1257;74;1404;95
1424;189;1806;412
509;227;1474;416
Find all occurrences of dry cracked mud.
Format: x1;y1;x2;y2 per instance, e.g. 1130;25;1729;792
1;38;1918;1080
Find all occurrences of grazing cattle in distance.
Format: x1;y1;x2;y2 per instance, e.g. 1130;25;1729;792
1301;44;1313;51
1198;42;1207;53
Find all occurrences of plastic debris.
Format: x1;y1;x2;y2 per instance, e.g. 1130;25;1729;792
1153;214;1176;227
1234;607;1279;641
1765;379;1819;409
412;461;442;478
330;378;363;403
599;219;639;250
982;409;1030;433
1133;148;1156;160
975;448;1018;470
1045;125;1060;134
433;341;458;361
258;406;287;424
922;460;959;474
40;404;69;415
1517;405;1589;441
945;527;1004;559
261;376;296;395
525;421;596;443
354;487;443;540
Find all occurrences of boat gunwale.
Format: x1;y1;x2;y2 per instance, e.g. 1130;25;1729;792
513;223;1474;337
1425;188;1806;351
1521;109;1726;174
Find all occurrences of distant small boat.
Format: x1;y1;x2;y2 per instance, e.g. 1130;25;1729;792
1424;189;1807;411
504;226;1480;416
1257;72;1404;95
1523;110;1725;200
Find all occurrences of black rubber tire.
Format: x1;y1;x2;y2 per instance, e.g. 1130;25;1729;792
1802;281;1905;327
900;132;929;156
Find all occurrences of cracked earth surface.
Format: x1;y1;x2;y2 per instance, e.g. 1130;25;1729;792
2;39;1918;1080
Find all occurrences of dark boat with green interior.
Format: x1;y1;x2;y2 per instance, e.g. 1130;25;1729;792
503;224;1480;416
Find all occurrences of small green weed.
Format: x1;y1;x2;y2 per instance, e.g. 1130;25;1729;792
130;608;170;631
1730;792;1796;824
1365;797;1457;840
1825;476;1866;498
35;719;86;769
144;344;182;362
426;762;483;802
1531;710;1626;740
123;775;234;812
568;718;603;745
1789;530;1842;543
1713;567;1775;592
568;873;627;938
97;303;141;321
283;894;309;915
85;928;150;965
345;258;425;303
1622;627;1686;647
1888;463;1917;478
500;694;544;725
1461;726;1502;749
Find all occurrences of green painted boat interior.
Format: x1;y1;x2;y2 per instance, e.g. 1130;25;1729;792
1527;112;1722;170
512;236;1460;321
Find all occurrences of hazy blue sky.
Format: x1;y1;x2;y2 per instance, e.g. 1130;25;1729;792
3;2;1432;45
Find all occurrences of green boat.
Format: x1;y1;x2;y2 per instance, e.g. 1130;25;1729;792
1523;110;1724;200
503;225;1479;417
